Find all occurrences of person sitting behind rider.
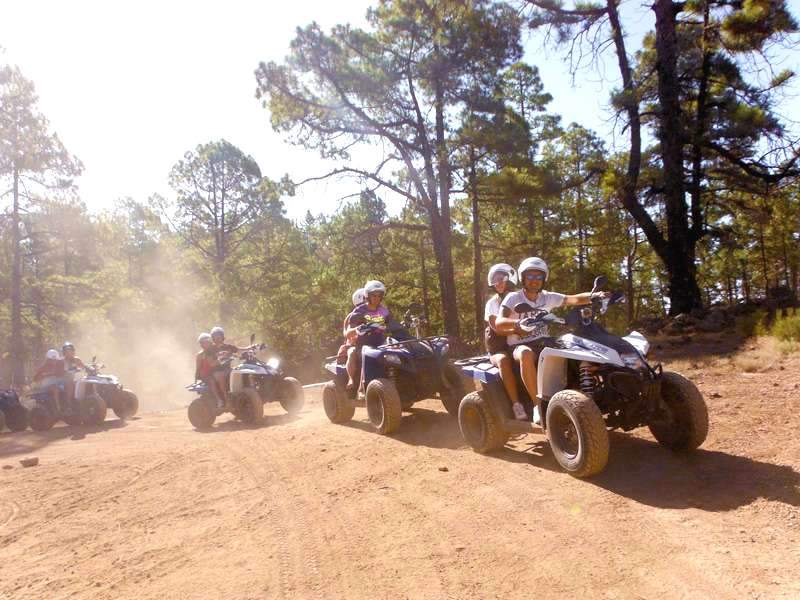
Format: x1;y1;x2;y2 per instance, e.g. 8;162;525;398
208;326;254;409
342;280;395;393
484;263;527;421
32;349;66;411
337;288;367;364
495;257;609;425
195;332;226;410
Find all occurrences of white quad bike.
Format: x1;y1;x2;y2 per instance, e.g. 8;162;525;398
78;358;139;420
187;337;305;430
456;276;709;478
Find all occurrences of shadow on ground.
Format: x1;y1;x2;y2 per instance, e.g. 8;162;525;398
490;430;799;511
0;418;128;458
343;406;466;450
193;413;300;434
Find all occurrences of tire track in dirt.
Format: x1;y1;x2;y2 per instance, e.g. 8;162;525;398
0;501;19;531
223;438;325;599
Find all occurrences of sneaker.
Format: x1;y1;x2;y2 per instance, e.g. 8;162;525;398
532;405;542;426
512;402;527;421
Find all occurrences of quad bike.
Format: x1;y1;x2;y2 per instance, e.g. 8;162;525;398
187;337;304;430
322;303;464;435
27;368;108;431
79;357;139;420
456;276;709;478
0;389;29;432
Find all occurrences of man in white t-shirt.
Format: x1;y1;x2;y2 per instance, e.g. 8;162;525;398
495;257;609;425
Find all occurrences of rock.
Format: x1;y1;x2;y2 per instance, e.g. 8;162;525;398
710;392;722;398
19;457;39;468
2;465;12;470
438;466;449;472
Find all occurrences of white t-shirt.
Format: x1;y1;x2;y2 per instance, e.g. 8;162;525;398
484;295;503;323
500;289;566;346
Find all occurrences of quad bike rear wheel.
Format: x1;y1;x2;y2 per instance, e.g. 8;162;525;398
279;377;305;415
82;395;108;427
648;371;709;451
546;390;609;478
3;405;28;432
458;390;509;453
365;378;402;435
188;397;215;430
0;410;5;432
237;388;264;426
323;381;355;424
439;363;466;417
29;406;55;431
113;389;139;420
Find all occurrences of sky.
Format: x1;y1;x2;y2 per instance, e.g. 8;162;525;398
2;0;798;221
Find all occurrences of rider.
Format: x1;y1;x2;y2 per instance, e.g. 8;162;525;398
343;280;394;393
484;263;526;421
60;342;86;407
195;332;225;409
495;257;609;425
32;349;66;411
208;326;253;409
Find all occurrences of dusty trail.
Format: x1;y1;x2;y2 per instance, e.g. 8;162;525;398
1;340;799;599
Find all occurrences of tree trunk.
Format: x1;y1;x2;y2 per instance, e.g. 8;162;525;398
10;167;25;386
433;75;460;338
653;0;703;315
469;151;483;340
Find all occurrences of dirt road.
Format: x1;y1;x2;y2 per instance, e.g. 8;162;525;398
2;339;799;599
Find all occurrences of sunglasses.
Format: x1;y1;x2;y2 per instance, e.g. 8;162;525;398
523;273;546;281
491;275;509;285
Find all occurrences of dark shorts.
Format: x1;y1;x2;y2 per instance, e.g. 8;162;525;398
485;326;509;355
511;337;557;362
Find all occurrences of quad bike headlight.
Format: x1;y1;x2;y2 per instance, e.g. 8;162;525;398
383;354;402;366
621;353;645;369
267;358;281;369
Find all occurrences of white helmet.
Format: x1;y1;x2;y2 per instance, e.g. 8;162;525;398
487;263;518;287
518;257;549;281
210;326;225;339
197;332;212;344
352;288;367;306
364;280;386;295
46;349;60;360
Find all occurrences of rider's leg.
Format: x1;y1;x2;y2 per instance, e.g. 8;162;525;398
345;347;360;391
514;345;542;423
213;371;229;408
491;352;526;419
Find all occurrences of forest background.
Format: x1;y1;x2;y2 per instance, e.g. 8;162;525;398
2;0;799;408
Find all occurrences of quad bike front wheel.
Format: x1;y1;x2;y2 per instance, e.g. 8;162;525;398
113;389;139;420
546;390;609;478
188;398;215;430
648;371;709;451
322;381;355;424
279;377;305;416
82;395;108;427
237;388;264;426
365;378;402;435
29;406;55;431
440;363;466;417
458;390;509;453
3;405;28;432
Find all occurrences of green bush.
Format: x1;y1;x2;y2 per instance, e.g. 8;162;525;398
770;312;800;342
